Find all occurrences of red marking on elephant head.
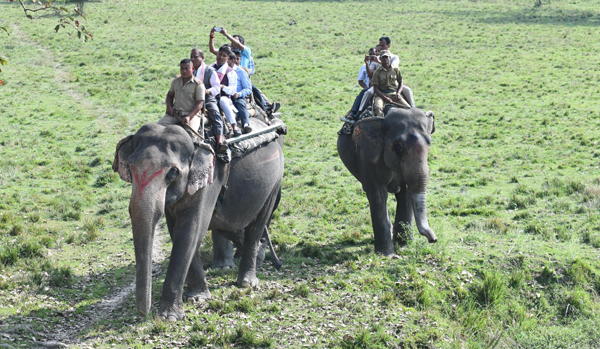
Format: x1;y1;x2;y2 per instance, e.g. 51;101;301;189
132;165;164;195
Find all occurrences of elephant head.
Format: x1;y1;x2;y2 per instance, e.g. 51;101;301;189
352;109;437;243
112;123;214;316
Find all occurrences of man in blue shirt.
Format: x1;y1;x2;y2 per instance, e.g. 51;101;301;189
209;27;280;115
231;49;253;134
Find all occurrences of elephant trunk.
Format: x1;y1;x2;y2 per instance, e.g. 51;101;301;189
411;192;437;243
129;186;165;316
403;133;437;243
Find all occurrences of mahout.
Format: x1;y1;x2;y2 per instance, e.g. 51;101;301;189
112;119;284;321
337;106;437;255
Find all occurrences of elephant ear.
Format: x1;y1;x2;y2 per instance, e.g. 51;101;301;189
187;142;215;195
426;111;435;135
352;117;385;162
112;135;134;182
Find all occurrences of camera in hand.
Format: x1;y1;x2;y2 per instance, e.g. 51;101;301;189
215;27;222;32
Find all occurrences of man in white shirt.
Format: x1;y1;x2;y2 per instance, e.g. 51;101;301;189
358;38;415;112
190;48;227;152
347;48;377;119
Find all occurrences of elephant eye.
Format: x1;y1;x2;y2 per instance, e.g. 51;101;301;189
393;142;403;155
166;167;180;181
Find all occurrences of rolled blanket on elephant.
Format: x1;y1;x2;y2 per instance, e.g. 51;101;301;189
229;131;280;158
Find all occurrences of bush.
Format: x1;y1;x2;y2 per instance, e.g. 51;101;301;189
49;266;73;287
94;170;118;188
294;283;310;298
0;239;44;266
476;271;506;306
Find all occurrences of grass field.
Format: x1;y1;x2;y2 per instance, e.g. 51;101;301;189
1;0;600;347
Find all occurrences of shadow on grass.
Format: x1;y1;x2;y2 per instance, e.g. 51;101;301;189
441;8;600;27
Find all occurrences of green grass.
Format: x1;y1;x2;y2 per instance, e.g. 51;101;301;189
2;0;600;347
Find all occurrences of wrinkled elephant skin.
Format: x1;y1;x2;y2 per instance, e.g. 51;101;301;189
113;122;284;320
337;108;437;256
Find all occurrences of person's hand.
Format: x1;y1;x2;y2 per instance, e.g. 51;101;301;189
182;115;192;125
166;105;174;116
364;55;369;64
220;27;228;36
233;92;239;99
383;96;392;104
205;89;211;95
394;92;402;101
210;27;216;35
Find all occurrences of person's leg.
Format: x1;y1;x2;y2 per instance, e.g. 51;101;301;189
219;98;236;125
350;88;368;117
252;84;267;111
373;96;385;117
157;113;200;132
359;87;374;111
205;99;227;152
402;86;415;108
157;114;178;126
188;113;201;132
234;97;251;133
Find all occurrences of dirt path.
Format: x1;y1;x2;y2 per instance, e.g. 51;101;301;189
2;25;168;348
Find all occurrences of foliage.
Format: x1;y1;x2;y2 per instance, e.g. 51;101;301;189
1;0;92;85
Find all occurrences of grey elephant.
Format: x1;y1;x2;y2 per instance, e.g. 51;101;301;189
112;120;284;321
337;107;437;256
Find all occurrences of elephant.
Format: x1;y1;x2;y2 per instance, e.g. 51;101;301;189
337;107;437;256
112;119;284;321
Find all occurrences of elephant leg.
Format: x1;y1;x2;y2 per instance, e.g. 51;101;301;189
256;238;266;267
159;216;207;321
166;210;211;302
362;178;394;256
393;185;414;245
237;181;281;287
212;230;235;269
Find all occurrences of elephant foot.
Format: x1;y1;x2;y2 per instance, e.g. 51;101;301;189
374;245;395;257
236;273;259;288
184;289;211;303
158;303;185;322
212;259;235;269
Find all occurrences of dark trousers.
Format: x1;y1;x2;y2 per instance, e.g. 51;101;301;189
233;97;250;127
252;84;268;111
205;97;223;136
351;87;369;115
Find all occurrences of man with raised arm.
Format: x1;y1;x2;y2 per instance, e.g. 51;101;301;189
158;59;205;132
189;48;227;152
346;47;378;119
371;51;410;117
209;26;280;115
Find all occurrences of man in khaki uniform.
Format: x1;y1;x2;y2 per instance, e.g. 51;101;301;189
371;51;410;117
158;59;205;132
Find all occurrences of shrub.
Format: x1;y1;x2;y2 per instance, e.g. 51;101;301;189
94;170;118;188
509;269;528;288
48;266;73;287
0;239;44;266
476;271;506;306
294;283;310;298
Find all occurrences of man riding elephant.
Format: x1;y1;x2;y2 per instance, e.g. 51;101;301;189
371;51;410;117
158;59;205;132
113;118;285;321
